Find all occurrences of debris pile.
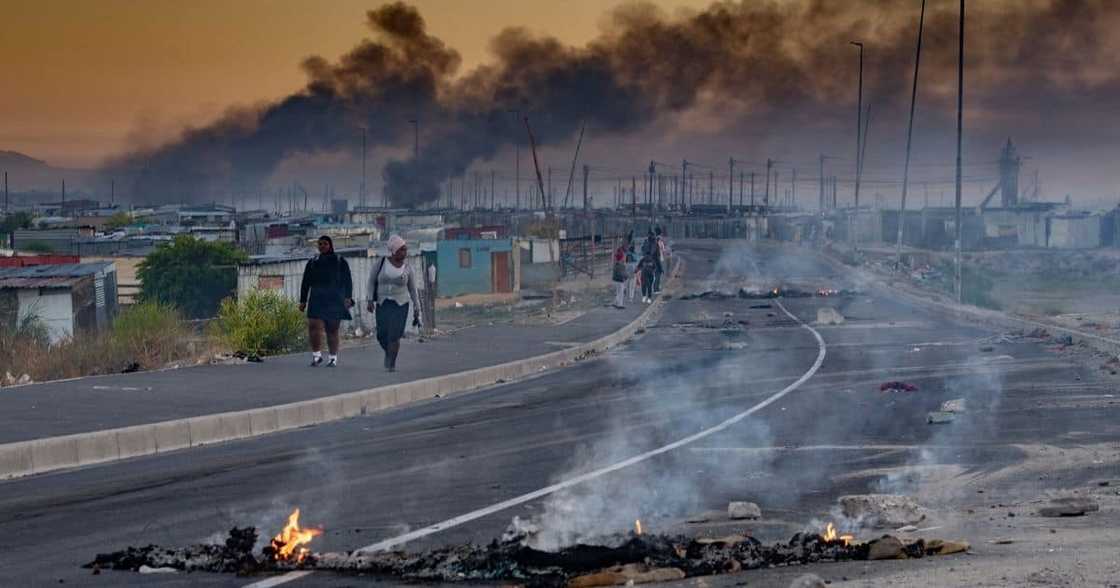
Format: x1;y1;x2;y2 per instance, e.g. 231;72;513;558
87;527;262;575
88;525;968;585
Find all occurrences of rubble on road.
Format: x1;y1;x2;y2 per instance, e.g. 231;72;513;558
927;411;955;425
88;524;970;585
940;398;966;413
880;381;919;393
815;307;845;326
727;501;762;520
839;495;927;528
1038;496;1100;517
2;372;32;386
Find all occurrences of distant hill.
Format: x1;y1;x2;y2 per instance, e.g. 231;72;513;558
0;150;95;193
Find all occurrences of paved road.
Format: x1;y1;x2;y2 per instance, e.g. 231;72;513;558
0;293;643;443
0;240;1113;587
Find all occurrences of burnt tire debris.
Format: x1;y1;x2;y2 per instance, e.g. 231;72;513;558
86;527;966;585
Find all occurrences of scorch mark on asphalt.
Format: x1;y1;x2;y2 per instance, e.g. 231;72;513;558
244;299;827;587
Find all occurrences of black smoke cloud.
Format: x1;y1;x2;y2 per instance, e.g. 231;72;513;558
106;0;1120;207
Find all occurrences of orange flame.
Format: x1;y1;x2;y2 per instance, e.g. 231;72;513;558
822;522;854;546
635;519;643;535
270;508;323;563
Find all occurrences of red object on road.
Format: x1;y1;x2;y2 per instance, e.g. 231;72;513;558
880;381;919;392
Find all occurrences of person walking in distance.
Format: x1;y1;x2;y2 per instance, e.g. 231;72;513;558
299;235;354;367
611;238;629;309
637;250;657;303
625;240;638;302
367;235;419;371
642;229;663;296
652;226;667;293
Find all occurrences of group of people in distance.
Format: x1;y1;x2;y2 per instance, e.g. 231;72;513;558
613;226;670;309
297;234;419;372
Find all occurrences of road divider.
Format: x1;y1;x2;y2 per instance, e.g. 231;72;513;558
0;259;683;481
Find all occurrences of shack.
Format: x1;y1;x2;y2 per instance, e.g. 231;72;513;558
0;262;118;343
436;238;519;298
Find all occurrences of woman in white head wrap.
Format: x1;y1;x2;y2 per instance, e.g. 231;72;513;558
367;234;419;371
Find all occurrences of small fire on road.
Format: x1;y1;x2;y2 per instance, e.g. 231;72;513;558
822;522;854;546
267;508;322;563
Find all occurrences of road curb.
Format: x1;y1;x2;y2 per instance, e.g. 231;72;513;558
0;259;684;481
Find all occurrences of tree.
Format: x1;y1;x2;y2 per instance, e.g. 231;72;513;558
137;236;248;319
0;212;33;235
104;211;132;231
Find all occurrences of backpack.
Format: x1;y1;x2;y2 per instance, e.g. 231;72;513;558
371;257;386;303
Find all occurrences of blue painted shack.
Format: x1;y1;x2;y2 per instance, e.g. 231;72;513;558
435;237;518;297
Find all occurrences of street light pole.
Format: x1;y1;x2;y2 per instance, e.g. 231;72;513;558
850;41;864;213
895;0;927;269
954;0;965;303
407;119;419;160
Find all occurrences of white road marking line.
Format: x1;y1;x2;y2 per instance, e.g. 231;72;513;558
246;299;826;587
242;570;313;588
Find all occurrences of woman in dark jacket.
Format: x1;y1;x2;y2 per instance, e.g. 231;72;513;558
299;235;353;367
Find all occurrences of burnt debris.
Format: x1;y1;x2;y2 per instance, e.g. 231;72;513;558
86;527;964;585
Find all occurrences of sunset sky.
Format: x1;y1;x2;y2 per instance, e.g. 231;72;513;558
2;0;707;168
5;1;1120;206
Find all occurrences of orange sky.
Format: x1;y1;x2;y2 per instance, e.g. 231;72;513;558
1;0;709;168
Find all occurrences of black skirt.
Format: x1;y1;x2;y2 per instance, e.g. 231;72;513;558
307;287;352;321
375;300;409;350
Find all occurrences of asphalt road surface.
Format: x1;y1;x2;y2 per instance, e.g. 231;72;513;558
1;241;1113;587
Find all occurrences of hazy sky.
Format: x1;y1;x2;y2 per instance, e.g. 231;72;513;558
2;0;707;168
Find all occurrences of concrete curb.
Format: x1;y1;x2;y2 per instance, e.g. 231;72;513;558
0;259;684;481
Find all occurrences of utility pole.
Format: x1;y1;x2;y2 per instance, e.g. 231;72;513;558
791;169;797;210
750;172;756;207
360;129;367;209
408;118;419;160
582;165;590;211
728;159;734;213
819;155;825;211
490;170;496;210
896;0;927;269
739;171;745;209
4;171;8;214
631;176;637;217
648;161;655;217
708;171;714;206
681;160;688;210
773;171;780;209
764;159;773;208
850;41;864;211
62;179;66;208
954;0;965;303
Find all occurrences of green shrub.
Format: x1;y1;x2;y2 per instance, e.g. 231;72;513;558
111;301;192;366
138;235;248;319
216;289;305;356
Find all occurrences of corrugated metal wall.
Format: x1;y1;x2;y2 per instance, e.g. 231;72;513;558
238;254;427;332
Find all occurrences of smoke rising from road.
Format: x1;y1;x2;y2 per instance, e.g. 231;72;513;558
105;1;1120;207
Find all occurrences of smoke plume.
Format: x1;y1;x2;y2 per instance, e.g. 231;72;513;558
105;0;1120;207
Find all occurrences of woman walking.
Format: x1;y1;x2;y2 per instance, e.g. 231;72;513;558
637;251;657;303
625;240;638;302
299;235;353;367
611;239;628;309
367;235;419;371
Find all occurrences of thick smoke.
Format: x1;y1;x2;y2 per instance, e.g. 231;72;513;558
106;0;1120;207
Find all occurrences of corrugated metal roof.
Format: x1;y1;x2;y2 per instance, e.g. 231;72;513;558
0;276;84;289
0;261;113;279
